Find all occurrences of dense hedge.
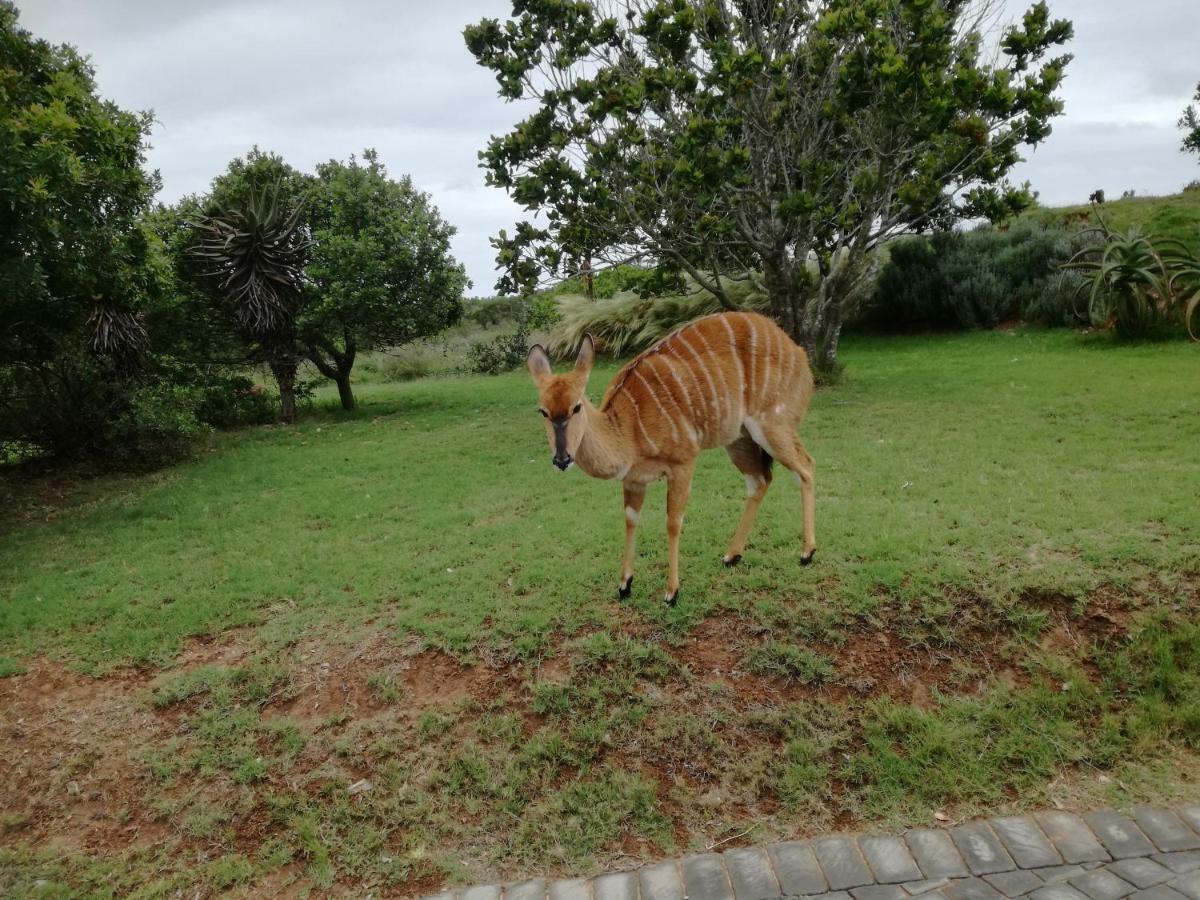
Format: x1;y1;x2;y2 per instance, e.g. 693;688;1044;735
862;222;1088;332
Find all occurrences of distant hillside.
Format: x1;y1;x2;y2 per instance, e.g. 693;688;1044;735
1023;187;1200;254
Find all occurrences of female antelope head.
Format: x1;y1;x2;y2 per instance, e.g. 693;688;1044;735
526;335;594;471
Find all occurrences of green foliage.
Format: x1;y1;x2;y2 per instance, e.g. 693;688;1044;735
1181;82;1200;158
867;222;1083;331
469;323;529;375
1022;190;1200;257
467;0;1073;372
0;3;201;466
303;150;467;408
544;279;767;359
1064;223;1199;340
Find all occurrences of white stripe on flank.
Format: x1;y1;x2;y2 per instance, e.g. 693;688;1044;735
661;350;701;424
647;361;692;445
676;332;720;425
718;316;746;423
748;317;759;399
633;369;680;443
760;322;774;403
622;392;660;455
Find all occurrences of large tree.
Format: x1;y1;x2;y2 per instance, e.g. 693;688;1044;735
1182;82;1200;159
303;150;467;410
0;1;172;457
466;0;1072;373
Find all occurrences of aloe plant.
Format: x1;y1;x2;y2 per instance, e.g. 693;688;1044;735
1064;224;1176;339
1167;235;1200;341
190;181;310;420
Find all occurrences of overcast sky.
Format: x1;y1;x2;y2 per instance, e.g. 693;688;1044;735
16;0;1200;293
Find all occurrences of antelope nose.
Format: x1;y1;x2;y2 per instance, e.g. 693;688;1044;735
553;454;572;471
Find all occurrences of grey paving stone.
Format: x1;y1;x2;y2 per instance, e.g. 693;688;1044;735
908;829;971;879
1032;867;1088;885
1069;869;1137;900
1085;811;1157;860
1109;860;1175;889
1178;809;1200;835
768;841;828;895
1134;809;1200;853
814;836;875;890
507;880;547;900
419;893;455;900
1168;873;1200;900
724;847;781;900
951;823;1017;876
984;870;1045;896
1029;887;1092;900
548;878;591;900
810;892;853;900
1128;887;1188;900
850;885;908;900
596;871;641;900
639;861;684;900
682;853;735;900
991;817;1064;869
859;835;924;884
944;877;1006;900
905;879;954;895
1036;813;1111;865
1154;855;1200;875
462;887;503;900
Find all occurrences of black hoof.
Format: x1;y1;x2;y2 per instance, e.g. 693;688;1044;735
665;589;679;607
800;549;816;566
723;554;742;568
618;577;633;600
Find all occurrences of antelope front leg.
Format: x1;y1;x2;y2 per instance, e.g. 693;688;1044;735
618;484;646;599
664;462;695;607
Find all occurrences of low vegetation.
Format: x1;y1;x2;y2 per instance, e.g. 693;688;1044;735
1;331;1197;895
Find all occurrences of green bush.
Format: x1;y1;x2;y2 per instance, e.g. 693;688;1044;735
469;326;530;375
381;353;435;382
193;374;277;428
465;296;527;327
866;222;1082;331
0;349;207;468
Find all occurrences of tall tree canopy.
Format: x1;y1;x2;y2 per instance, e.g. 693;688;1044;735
1182;82;1200;159
167;148;467;413
466;0;1073;373
304;150;466;410
0;0;162;369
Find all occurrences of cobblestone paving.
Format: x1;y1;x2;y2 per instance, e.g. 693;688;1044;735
421;805;1200;900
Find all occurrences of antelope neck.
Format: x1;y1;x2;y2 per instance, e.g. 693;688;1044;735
574;401;632;481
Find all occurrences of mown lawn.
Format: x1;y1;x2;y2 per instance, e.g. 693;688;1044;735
1;329;1199;897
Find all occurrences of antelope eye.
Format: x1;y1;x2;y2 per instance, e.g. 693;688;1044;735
572;403;582;415
538;408;548;418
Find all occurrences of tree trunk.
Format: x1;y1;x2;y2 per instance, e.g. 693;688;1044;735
269;359;298;424
335;372;355;411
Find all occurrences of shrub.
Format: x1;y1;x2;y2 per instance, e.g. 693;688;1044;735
469;325;530;375
0;349;207;468
381;353;435;382
465;296;527;327
193;374;276;428
865;222;1080;331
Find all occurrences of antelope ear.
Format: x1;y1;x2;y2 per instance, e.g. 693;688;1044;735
574;333;595;380
527;344;552;381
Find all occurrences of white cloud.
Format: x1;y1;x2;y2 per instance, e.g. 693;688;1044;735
16;0;1200;290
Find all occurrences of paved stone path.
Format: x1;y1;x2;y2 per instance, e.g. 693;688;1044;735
421;804;1200;900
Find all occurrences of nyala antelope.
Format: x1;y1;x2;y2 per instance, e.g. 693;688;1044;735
527;311;816;606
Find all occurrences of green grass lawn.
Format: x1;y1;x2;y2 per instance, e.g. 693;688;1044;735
1;329;1199;896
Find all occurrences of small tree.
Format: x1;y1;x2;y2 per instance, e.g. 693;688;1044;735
303;150;467;410
466;0;1072;375
1182;82;1200;159
190;182;311;422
